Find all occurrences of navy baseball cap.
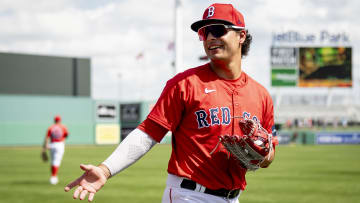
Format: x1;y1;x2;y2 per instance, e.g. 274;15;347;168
191;3;246;32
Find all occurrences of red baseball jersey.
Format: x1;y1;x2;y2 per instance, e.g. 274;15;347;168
147;63;276;191
47;123;68;143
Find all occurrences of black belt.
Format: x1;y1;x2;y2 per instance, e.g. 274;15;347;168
180;179;240;199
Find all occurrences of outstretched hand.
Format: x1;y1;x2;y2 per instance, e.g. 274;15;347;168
64;164;110;202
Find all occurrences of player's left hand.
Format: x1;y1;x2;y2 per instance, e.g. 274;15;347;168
41;151;48;162
64;164;108;202
219;119;274;171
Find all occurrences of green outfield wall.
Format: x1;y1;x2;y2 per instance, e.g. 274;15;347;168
0;96;154;147
0;95;95;146
0;52;91;97
1;95;358;146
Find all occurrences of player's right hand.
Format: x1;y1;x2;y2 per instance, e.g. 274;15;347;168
64;164;109;202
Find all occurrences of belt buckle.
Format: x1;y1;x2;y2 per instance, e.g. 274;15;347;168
226;189;238;199
226;189;236;199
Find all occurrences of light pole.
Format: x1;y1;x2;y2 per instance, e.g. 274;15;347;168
174;0;183;75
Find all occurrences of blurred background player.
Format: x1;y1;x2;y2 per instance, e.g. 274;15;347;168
64;3;277;203
43;115;68;185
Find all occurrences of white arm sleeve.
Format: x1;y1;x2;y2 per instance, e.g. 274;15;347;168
102;128;157;176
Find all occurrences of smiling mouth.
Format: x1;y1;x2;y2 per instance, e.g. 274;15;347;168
208;45;222;50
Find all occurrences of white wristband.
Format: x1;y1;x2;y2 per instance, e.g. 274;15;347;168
102;128;157;176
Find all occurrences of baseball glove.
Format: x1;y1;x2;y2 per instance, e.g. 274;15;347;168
41;151;48;162
219;119;273;171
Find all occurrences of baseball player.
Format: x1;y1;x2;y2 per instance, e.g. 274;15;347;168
64;3;278;202
43;115;68;185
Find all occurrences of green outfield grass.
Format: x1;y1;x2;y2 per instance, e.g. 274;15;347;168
0;144;359;203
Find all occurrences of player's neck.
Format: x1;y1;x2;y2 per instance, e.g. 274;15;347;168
210;59;242;80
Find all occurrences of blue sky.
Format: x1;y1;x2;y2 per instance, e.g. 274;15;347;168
0;0;359;102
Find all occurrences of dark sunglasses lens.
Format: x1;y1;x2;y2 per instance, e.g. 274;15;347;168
198;25;228;40
205;25;227;38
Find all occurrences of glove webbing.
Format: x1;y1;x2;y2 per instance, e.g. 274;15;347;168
258;125;273;161
224;137;264;171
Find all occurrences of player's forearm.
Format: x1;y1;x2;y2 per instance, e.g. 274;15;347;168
102;128;157;177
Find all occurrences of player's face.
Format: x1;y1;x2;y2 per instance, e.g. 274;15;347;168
201;24;246;61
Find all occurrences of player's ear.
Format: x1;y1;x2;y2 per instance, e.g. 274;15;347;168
238;30;246;44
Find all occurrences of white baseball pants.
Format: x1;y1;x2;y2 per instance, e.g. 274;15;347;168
49;142;65;167
161;174;241;203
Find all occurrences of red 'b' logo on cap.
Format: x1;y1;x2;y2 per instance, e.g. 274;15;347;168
190;3;246;32
207;6;215;18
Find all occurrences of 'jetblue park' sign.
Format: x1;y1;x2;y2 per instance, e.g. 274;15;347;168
272;30;350;44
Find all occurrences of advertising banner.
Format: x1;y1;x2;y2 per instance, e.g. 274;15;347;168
96;104;117;120
317;132;360;144
271;46;352;87
95;124;120;144
120;103;140;123
299;47;352;87
271;47;298;86
277;132;292;145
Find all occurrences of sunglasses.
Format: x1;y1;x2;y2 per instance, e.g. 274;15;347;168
197;24;244;41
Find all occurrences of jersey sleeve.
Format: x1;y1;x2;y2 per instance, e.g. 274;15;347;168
261;92;279;147
261;94;274;132
63;126;69;138
147;77;186;135
137;118;169;143
46;127;51;137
